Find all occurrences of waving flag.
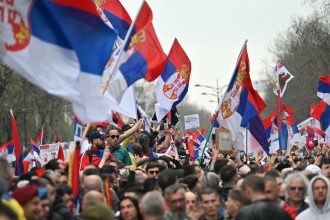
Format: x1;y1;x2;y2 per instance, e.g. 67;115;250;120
96;0;132;40
111;112;124;129
263;106;300;152
192;130;210;160
217;42;268;153
317;75;330;104
311;100;330;136
1;0;118;123
155;39;191;121
24;138;41;167
273;61;294;97
136;102;151;132
105;2;166;102
10;110;24;176
36;128;44;146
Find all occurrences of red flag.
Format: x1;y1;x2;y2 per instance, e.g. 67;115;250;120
187;138;196;161
57;145;65;161
55;133;61;143
10;110;24;176
70;142;81;202
112;112;123;129
36;128;44;146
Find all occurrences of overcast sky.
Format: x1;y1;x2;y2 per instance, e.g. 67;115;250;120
121;0;314;111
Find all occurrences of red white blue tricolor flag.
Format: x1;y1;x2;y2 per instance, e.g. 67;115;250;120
217;42;269;154
0;0;118;123
317;75;330;105
104;1;167;103
154;39;191;121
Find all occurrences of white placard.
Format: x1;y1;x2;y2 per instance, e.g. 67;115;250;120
184;114;200;130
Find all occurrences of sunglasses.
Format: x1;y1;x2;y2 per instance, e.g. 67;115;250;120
148;170;159;175
289;186;305;192
108;135;119;139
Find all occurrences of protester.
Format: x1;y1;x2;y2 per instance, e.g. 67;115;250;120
12;184;42;220
236;175;291;220
224;189;247;220
140;191;165;220
282;172;309;218
198;187;222;220
164;184;192;220
297;175;330;220
118;196;143;220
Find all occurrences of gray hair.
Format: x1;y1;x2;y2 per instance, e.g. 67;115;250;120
141;191;164;216
283;172;309;199
164;184;186;199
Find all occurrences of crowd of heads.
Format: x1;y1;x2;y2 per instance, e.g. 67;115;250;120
1;120;330;220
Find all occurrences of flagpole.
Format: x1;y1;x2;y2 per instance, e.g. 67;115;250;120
198;40;248;165
102;0;146;95
246;125;249;163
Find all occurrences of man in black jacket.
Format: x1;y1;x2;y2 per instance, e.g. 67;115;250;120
236;175;291;220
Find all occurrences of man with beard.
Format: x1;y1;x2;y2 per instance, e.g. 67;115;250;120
80;131;115;170
164;184;192;220
297;175;330;220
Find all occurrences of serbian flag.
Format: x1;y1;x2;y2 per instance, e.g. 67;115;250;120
155;39;191;121
1;0;118;123
317;75;330;104
30;138;41;166
10;110;24;176
273;61;294;97
192;130;210;159
24;138;41;167
111;112;124;129
73;116;90;153
263;106;300;152
106;2;167;102
36;128;44;146
311;100;330;136
96;0;132;40
218;42;269;153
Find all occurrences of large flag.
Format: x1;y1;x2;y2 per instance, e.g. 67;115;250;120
217;42;269;153
317;75;330;105
1;0;118;123
273;61;294;97
311;100;330;136
10;110;24;176
154;39;191;121
96;0;132;41
105;2;166;102
263;106;300;152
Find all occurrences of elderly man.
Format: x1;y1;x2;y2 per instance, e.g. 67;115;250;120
297;175;330;220
283;172;309;218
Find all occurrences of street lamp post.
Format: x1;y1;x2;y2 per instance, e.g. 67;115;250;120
195;80;227;105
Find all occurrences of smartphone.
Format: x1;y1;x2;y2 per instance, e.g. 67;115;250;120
248;153;254;160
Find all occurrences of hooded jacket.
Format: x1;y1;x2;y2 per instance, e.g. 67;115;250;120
297;175;330;220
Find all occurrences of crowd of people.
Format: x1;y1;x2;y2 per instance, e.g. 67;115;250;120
1;119;330;220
